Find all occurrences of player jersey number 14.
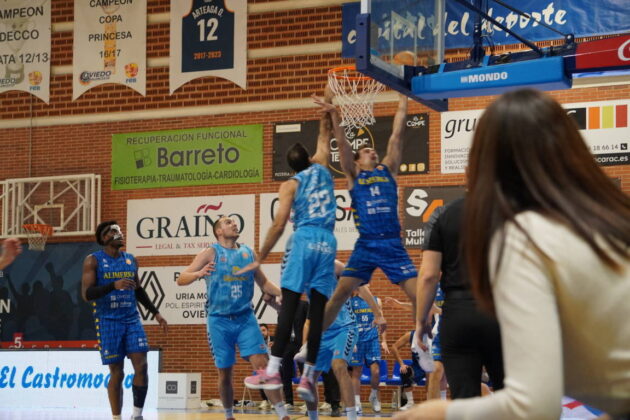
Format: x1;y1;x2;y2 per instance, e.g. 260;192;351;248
181;0;235;72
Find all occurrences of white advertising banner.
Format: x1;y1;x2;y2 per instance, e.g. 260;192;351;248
126;195;255;256
139;264;281;325
73;0;146;100
0;350;159;409
259;190;359;253
441;99;630;173
169;0;247;94
0;0;51;103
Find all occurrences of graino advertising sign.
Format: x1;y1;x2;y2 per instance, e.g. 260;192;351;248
112;125;263;190
126;195;255;256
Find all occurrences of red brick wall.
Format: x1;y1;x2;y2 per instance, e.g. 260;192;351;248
0;0;628;404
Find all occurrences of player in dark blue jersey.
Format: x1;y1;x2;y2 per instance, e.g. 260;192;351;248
242;91;345;403
324;94;418;331
81;221;168;420
178;216;287;420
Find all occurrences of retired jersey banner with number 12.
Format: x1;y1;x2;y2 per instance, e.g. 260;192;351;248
0;0;51;103
73;0;146;100
170;0;247;93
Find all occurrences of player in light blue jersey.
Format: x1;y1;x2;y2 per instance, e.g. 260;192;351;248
242;90;345;404
178;216;287;420
324;94;418;334
81;221;168;420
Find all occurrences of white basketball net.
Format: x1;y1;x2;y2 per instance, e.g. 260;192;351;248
328;67;384;133
23;224;52;251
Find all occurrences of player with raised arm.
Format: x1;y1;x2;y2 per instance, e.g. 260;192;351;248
242;90;344;403
324;94;417;331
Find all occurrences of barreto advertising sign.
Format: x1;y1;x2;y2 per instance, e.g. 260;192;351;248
112;125;263;190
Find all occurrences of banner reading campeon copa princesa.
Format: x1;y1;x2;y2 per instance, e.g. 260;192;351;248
112;125;262;190
138;264;282;326
126;194;255;256
259;190;359;252
73;0;146;100
0;0;51;103
169;0;247;93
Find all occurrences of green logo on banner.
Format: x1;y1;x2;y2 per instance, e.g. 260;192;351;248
112;125;263;190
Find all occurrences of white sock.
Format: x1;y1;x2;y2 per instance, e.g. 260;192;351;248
274;401;288;419
225;408;234;419
405;391;414;404
308;409;318;420
440;390;447;400
370;389;378;399
133;406;142;416
303;363;315;382
266;355;282;376
346;406;357;420
354;395;361;406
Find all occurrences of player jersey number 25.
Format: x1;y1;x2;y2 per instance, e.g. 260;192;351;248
308;190;331;218
181;0;234;72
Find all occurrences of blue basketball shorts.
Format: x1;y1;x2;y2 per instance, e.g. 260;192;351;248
207;310;267;369
97;317;148;365
350;335;381;367
432;332;442;362
342;237;417;284
315;326;358;373
281;226;337;298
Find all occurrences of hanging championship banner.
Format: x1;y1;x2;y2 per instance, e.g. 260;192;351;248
72;0;146;100
169;0;247;94
0;0;51;103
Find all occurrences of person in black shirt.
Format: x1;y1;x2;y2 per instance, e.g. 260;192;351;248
415;198;504;399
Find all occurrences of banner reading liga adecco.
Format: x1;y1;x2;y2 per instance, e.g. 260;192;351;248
73;0;146;100
112;125;263;190
0;1;51;103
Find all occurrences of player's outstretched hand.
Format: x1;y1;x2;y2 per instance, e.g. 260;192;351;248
234;260;260;276
156;313;168;334
196;262;215;278
414;319;433;351
381;339;390;355
113;279;136;290
0;237;22;270
312;93;337;114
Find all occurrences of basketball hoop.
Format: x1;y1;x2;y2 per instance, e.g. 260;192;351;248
328;65;384;133
22;224;53;251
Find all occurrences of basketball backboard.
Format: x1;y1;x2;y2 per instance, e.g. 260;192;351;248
357;0;447;110
355;0;630;111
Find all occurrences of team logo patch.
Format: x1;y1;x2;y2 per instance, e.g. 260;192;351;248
126;259;132;265
377;165;383;170
242;252;248;259
220;257;227;263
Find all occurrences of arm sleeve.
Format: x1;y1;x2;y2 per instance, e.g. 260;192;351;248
446;223;564;420
135;287;159;315
422;205;446;251
85;282;115;301
426;208;444;252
